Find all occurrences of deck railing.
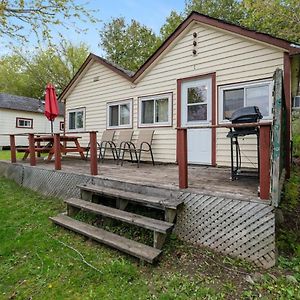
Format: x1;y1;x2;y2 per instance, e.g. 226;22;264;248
5;123;273;200
177;122;272;200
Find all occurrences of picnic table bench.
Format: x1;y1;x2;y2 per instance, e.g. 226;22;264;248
17;135;86;161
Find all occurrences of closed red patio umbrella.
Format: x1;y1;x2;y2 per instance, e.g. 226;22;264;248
45;83;59;133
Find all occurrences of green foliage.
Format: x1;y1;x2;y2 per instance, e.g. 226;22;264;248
283;167;300;209
240;0;300;43
0;150;24;160
160;11;184;42
277;166;300;280
185;0;244;24
161;0;300;50
0;41;89;98
0;0;99;47
293;114;300;157
99;17;161;72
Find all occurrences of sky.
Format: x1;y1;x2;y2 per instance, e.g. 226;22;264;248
0;0;186;56
73;0;186;55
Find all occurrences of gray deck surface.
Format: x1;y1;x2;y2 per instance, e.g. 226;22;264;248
21;157;259;200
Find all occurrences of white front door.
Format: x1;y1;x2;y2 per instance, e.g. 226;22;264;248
181;77;212;165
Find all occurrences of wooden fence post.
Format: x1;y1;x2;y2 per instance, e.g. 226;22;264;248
54;133;61;170
9;135;16;163
28;133;36;166
90;131;98;175
177;128;188;189
259;125;271;200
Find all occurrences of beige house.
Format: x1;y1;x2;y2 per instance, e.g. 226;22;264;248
0;93;64;147
59;12;300;167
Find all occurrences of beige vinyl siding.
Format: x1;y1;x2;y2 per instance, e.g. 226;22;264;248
0;109;63;147
65;21;284;165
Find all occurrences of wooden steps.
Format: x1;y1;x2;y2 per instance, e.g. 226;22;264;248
77;184;182;209
65;198;174;234
50;214;162;263
50;184;183;263
78;184;183;223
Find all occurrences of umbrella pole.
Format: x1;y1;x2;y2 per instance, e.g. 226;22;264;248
51;120;54;135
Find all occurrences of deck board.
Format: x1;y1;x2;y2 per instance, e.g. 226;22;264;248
20;158;259;200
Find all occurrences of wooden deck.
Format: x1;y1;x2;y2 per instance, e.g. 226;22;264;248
20;157;260;201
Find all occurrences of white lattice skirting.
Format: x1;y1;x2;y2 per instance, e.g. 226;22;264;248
174;193;275;268
0;161;275;268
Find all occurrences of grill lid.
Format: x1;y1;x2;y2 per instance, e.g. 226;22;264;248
230;106;263;123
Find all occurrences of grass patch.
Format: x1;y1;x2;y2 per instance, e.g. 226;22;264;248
0;177;300;299
0;150;24;160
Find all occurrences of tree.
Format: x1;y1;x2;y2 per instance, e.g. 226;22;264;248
240;0;300;43
160;0;300;45
184;0;244;24
0;41;90;98
160;11;184;42
0;0;99;46
99;17;161;72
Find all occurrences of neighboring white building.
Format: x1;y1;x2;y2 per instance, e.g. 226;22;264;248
59;11;300;167
0;93;64;147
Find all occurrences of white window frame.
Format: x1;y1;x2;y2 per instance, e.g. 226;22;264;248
16;117;33;129
138;92;172;127
106;99;133;129
218;79;273;123
67;107;85;132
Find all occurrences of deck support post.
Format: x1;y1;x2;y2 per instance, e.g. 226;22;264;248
177;128;188;189
153;232;166;249
9;135;16;163
165;208;177;223
259;125;271;200
67;205;80;217
116;199;128;210
28;133;36;166
54;133;61;170
89;131;98;175
81;190;93;202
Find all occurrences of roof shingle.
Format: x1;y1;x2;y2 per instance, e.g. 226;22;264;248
0;93;64;116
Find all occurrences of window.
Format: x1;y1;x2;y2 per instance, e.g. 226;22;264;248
16;117;33;129
187;86;208;122
107;100;132;129
139;93;172;127
68;108;85;131
60;121;64;131
219;80;273;121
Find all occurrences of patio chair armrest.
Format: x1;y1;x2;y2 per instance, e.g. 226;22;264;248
139;141;152;151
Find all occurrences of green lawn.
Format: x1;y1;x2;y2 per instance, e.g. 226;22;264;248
0;177;299;300
0;150;24;160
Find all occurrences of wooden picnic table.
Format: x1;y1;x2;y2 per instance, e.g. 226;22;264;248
19;135;86;161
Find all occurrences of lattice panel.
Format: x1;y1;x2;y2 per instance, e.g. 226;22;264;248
174;193;275;269
21;167;94;198
0;162;23;185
